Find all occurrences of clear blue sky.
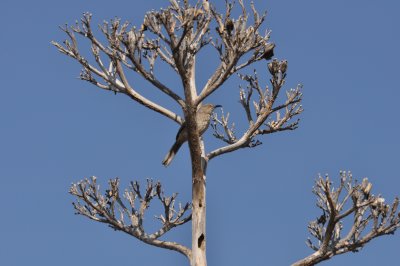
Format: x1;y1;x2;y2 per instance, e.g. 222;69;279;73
1;1;399;265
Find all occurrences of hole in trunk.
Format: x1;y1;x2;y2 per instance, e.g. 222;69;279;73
198;234;205;248
199;202;203;208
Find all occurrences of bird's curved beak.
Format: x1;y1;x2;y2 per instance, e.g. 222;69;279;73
215;104;222;108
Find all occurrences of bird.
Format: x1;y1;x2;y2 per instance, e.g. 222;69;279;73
225;18;234;36
162;104;221;166
262;43;275;60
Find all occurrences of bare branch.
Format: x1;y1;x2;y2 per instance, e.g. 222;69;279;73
208;60;303;160
69;177;192;259
292;172;400;266
52;13;184;124
196;1;273;105
211;108;237;144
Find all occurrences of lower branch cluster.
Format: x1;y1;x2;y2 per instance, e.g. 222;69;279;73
69;176;192;258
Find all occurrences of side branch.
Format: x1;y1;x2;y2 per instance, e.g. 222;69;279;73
69;177;192;259
196;0;274;105
209;60;303;160
52;13;184;124
292;172;400;266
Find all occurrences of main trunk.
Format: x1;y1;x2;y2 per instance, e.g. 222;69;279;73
180;55;206;266
186;111;207;266
191;170;206;266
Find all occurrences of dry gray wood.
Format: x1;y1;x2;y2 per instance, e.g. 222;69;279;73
292;172;400;266
53;1;400;264
69;177;192;258
51;1;400;266
52;1;303;265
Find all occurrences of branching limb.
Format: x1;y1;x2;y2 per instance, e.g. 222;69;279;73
52;13;184;124
53;1;278;118
211;108;237;144
292;172;400;266
142;0;212;84
208;60;303;160
69;177;192;259
196;0;274;105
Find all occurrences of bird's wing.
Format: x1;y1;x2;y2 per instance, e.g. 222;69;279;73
176;122;186;140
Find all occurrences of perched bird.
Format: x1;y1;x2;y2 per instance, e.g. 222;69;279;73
162;104;221;166
225;18;234;36
262;43;275;60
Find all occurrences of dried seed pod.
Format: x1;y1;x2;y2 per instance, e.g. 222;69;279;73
280;60;288;74
268;59;279;75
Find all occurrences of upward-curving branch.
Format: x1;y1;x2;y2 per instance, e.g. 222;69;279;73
292;172;400;266
210;60;303;160
70;177;192;259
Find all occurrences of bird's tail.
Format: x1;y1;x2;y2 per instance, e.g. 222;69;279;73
162;141;183;166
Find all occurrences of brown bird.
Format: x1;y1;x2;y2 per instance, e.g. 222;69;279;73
225;18;234;36
262;43;275;60
162;104;221;166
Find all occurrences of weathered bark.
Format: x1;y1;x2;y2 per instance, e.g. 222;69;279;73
187;115;207;266
185;104;207;266
191;163;207;266
182;59;207;266
292;251;328;266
